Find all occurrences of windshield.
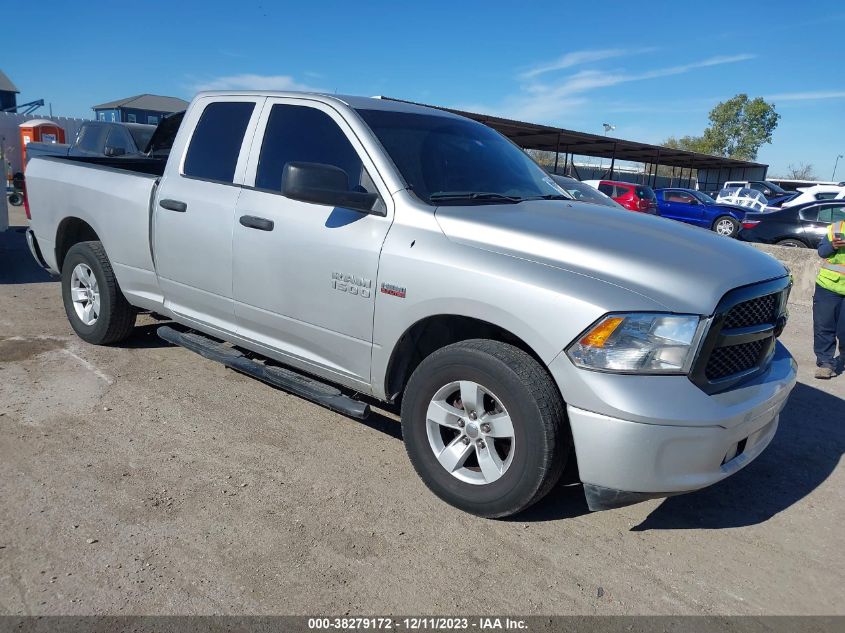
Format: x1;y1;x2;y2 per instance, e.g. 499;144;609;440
551;176;622;208
760;181;787;195
356;109;565;204
691;190;716;204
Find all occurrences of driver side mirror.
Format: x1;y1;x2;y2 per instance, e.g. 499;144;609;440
281;162;381;215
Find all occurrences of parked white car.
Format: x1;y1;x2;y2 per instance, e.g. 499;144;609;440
716;187;768;212
781;185;845;208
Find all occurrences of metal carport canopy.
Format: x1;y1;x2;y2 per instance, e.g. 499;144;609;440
379;97;766;171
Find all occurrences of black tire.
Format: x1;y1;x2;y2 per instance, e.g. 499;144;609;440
401;339;569;518
776;238;807;248
8;192;23;206
712;215;740;238
61;241;136;345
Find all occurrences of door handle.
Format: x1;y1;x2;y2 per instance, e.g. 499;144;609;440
160;199;187;212
239;215;274;231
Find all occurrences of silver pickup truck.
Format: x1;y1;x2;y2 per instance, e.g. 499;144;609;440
24;91;797;517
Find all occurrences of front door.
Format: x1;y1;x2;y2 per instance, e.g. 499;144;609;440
662;190;704;224
153;96;263;332
232;98;393;386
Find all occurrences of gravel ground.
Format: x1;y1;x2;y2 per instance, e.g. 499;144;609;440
1;206;843;616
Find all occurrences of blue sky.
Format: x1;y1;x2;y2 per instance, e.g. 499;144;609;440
5;0;844;176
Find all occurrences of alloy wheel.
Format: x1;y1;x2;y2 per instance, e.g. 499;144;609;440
425;380;515;485
716;219;736;236
70;263;100;326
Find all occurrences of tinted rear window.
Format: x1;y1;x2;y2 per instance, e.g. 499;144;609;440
127;126;154;151
636;186;656;200
76;124;108;152
183;102;255;183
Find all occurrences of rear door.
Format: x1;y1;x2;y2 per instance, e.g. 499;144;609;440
613;184;635;210
153;96;264;333
231;98;393;386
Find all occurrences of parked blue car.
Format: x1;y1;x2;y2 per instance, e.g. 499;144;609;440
654;188;746;237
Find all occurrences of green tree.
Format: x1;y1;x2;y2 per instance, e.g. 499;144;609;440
663;135;710;155
663;94;780;161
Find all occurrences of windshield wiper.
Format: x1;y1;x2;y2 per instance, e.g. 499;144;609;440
429;192;524;204
524;194;572;201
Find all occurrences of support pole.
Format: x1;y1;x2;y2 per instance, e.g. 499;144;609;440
553;132;561;174
609;142;617;180
652;149;661;187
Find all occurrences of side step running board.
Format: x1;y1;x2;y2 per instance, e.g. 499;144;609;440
157;326;370;420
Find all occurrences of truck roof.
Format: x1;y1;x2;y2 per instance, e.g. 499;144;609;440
193;90;464;119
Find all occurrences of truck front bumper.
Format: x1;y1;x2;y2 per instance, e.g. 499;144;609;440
549;341;797;511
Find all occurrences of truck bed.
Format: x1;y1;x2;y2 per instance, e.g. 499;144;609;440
25;156;162;311
42;154;168;177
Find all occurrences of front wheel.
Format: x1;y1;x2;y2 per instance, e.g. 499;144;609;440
401;339;569;518
712;215;740;237
61;241;137;345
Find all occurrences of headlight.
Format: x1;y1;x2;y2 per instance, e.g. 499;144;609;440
567;313;703;374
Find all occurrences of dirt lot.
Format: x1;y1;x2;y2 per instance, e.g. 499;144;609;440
1;205;843;616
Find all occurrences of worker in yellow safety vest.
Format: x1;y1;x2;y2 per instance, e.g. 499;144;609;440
813;219;845;379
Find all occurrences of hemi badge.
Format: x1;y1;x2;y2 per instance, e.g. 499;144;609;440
380;283;407;299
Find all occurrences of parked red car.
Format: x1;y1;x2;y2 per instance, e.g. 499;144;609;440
585;180;658;213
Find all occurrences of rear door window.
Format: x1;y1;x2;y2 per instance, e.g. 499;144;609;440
614;184;633;197
598;183;615;196
799;206;820;222
183;101;256;183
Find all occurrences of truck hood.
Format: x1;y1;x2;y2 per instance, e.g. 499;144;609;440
434;200;787;315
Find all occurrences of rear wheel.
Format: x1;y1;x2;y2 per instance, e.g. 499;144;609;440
776;238;807;248
61;241;137;345
401;339;569;518
712;215;740;237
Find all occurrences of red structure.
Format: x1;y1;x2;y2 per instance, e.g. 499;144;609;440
19;119;66;165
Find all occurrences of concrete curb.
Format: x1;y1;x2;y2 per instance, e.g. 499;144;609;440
748;242;820;307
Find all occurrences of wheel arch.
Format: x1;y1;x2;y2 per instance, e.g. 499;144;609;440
55;217;101;271
383;314;549;404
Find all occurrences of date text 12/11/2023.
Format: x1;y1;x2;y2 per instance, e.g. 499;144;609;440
307;617;528;630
